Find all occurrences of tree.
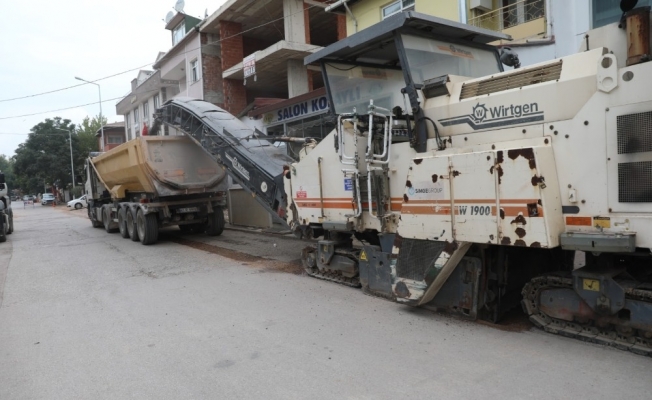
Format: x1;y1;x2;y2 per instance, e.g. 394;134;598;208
76;115;106;155
13;117;77;194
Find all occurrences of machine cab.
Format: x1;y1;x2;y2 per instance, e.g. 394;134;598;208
305;11;508;152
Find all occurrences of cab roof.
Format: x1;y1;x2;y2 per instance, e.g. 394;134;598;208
305;11;510;66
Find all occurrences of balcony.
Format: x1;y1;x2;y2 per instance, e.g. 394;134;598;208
468;0;545;40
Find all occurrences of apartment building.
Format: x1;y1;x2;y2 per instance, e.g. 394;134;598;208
466;0;652;66
328;0;463;35
198;0;343;138
116;11;221;140
96;122;125;151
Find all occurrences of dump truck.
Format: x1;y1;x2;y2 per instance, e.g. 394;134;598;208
85;135;227;244
0;172;14;242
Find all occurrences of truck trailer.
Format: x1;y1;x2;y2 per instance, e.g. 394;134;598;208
85;135;227;244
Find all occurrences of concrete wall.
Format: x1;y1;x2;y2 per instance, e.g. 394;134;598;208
416;0;459;22
508;0;590;68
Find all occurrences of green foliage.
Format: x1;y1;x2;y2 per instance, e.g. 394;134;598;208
76;115;106;155
13;117;77;194
72;185;83;198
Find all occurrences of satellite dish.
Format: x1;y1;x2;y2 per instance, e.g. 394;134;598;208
174;0;185;13
165;11;174;24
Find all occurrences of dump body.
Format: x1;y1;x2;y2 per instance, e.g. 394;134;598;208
85;135;227;245
89;135;226;200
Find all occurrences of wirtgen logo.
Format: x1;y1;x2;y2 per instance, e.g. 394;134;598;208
439;102;543;130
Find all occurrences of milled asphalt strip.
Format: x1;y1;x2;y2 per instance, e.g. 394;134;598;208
0;236;13;309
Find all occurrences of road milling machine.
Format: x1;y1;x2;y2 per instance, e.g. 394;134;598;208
150;4;652;355
284;7;652;355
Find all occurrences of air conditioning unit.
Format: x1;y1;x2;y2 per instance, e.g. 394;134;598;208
470;0;493;12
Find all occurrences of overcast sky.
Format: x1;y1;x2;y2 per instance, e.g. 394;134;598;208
0;0;228;157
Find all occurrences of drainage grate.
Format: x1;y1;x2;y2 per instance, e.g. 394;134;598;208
617;111;652;154
395;239;446;281
618;161;652;202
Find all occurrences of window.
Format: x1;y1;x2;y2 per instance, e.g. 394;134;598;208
592;0;651;28
172;22;186;45
502;0;545;29
190;59;199;83
107;136;124;144
153;94;160;110
401;34;501;84
143;101;149;122
382;0;414;19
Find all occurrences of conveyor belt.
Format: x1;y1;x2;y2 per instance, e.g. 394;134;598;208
153;97;294;223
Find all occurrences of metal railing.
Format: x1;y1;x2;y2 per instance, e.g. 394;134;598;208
468;0;545;32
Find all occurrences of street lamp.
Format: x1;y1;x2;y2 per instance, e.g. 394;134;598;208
53;127;75;189
75;76;105;151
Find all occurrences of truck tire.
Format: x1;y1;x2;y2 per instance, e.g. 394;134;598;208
90;208;103;228
118;208;129;238
206;208;225;236
136;209;158;245
0;215;6;243
103;206;118;233
7;211;13;234
127;208;139;242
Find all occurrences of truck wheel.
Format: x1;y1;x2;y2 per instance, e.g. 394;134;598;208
136;209;158;245
0;216;6;243
127;208;139;242
7;212;13;234
118;208;129;238
90;208;103;228
206;208;225;236
103;206;118;233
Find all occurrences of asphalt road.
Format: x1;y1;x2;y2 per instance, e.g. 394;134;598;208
0;205;650;399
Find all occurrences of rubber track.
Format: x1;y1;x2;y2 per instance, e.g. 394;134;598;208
522;274;652;357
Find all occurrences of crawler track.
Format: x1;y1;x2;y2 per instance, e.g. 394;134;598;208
301;245;361;288
522;274;652;357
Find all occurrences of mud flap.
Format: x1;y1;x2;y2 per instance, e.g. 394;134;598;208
358;245;395;299
423;256;482;319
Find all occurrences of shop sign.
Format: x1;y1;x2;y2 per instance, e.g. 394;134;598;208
263;95;329;125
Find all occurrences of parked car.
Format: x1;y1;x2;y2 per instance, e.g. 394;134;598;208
41;193;56;206
67;195;88;210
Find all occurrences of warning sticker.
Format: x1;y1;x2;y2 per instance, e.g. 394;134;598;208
359;251;367;261
593;216;611;229
566;216;592;226
296;191;307;198
583;279;600;292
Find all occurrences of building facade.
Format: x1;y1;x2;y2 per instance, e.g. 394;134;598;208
466;0;652;67
96;121;125;151
116;11;223;141
329;0;463;35
199;0;343;137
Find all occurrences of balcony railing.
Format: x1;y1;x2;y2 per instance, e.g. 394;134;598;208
468;0;545;32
